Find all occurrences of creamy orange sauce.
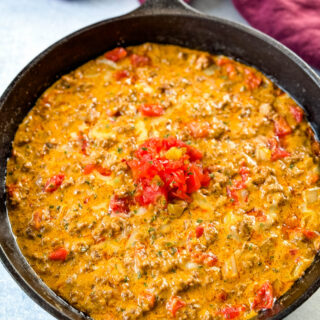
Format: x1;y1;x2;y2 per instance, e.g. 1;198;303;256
6;43;320;320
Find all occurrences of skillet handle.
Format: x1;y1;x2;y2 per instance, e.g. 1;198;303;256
132;0;201;15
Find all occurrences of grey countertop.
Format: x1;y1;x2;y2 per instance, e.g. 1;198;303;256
0;0;319;319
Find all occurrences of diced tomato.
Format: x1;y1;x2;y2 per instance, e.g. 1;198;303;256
217;57;232;66
114;69;130;81
130;54;151;67
49;248;68;261
268;137;290;161
201;169;211;187
127;137;209;206
271;147;290;161
44;174;65;193
166;296;186;317
225;63;237;79
135;181;167;206
244;69;262;90
290;105;304;123
83;164;111;176
195;225;204;238
226;186;239;204
239;165;249;182
95;166;111;176
140;104;164;117
83;164;96;175
191;251;218;267
105;47;127;62
187;145;203;161
204;253;218;267
252;281;274;310
219;305;246;319
139;292;156;309
186;165;202;193
302;229;319;240
109;195;131;215
187;121;210;138
274;117;292;137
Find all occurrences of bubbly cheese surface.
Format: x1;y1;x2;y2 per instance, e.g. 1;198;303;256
6;43;320;320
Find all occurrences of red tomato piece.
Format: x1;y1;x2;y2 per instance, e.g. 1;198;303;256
114;69;130;81
135;181;167;206
239;165;249;182
244;69;262;90
204;252;218;267
252;281;274;310
139;292;156;308
274;117;292;137
302;229;319;240
130;53;151;67
166;296;186;317
271;147;290;161
226;63;237;79
186;145;203;161
226;186;239;204
290;105;304;123
217;57;232;66
128;137;209;206
186;165;202;193
105;47;127;62
83;164;111;176
44;174;65;193
195;225;204;238
140;104;164;117
187;121;210;138
83;164;96;175
49;248;68;261
268;137;290;161
96;166;111;176
109;195;131;215
191;251;218;267
219;305;246;319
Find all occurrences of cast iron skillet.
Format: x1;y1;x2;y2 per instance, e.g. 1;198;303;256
1;0;320;319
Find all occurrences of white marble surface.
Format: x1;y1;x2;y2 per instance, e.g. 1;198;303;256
0;0;319;319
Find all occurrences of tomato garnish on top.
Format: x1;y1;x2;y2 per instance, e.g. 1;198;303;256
127;137;210;206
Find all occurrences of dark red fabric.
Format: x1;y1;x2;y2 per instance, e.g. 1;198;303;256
232;0;320;69
139;0;190;3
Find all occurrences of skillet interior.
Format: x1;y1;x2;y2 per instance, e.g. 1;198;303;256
1;1;320;319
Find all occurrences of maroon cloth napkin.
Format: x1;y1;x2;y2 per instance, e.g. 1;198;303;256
232;0;320;69
139;0;190;3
